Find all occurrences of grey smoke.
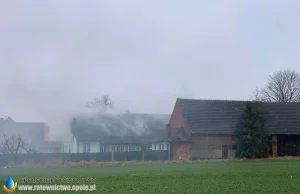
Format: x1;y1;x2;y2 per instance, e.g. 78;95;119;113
0;1;300;139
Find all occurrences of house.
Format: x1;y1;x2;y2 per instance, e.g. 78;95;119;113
66;113;170;153
167;98;300;160
0;117;63;153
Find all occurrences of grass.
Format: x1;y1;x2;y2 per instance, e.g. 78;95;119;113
1;160;300;193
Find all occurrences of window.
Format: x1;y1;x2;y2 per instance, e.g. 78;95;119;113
162;144;164;150
107;145;111;152
83;143;90;153
158;144;161;150
232;145;237;150
64;145;68;153
87;144;91;152
121;146;124;152
117;146;120;152
100;145;106;152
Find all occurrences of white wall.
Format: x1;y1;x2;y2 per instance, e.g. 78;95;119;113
77;141;100;153
63;130;77;153
72;136;78;153
151;142;169;151
65;136;169;153
103;144;141;152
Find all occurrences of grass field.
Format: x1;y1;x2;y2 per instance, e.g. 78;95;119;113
1;160;300;194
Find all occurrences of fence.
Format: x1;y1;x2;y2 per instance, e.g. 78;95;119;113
0;150;169;166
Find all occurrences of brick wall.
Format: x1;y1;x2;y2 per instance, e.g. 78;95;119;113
173;143;191;160
169;103;183;128
168;103;191;137
191;135;237;159
192;135;236;149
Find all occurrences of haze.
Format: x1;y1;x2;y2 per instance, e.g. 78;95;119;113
0;1;299;138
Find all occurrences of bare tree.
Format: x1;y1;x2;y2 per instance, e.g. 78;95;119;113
86;94;114;112
0;132;36;154
259;69;300;102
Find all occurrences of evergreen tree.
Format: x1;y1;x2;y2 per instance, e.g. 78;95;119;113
234;101;272;158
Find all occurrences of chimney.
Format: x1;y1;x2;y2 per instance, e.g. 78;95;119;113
166;124;171;138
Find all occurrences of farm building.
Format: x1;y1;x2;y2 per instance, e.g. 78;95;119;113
66;113;170;153
167;98;300;160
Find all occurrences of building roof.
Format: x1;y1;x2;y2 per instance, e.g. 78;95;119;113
168;127;189;141
70;113;169;143
176;98;300;135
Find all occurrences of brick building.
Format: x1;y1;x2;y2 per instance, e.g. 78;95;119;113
167;98;300;160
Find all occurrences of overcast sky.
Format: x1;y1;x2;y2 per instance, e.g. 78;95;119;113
0;1;299;132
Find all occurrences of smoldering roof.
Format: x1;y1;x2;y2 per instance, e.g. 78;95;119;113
70;113;170;143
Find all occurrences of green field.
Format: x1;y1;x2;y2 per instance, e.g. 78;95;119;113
1;160;300;194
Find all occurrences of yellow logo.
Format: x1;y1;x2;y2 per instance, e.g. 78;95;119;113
3;176;17;193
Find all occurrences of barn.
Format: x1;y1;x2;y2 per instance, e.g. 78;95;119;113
167;98;300;160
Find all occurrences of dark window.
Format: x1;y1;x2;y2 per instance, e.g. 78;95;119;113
222;145;228;158
232;145;237;150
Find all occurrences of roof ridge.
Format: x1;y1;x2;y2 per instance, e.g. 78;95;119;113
177;98;249;102
177;98;300;104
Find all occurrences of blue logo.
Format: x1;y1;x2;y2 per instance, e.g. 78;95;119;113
3;176;17;193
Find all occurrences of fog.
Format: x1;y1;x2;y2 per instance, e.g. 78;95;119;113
0;1;300;139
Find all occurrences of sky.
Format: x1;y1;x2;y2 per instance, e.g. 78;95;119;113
0;1;299;136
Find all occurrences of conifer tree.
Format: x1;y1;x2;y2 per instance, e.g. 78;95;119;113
234;101;272;158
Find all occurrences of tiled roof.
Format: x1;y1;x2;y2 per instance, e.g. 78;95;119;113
176;98;300;135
